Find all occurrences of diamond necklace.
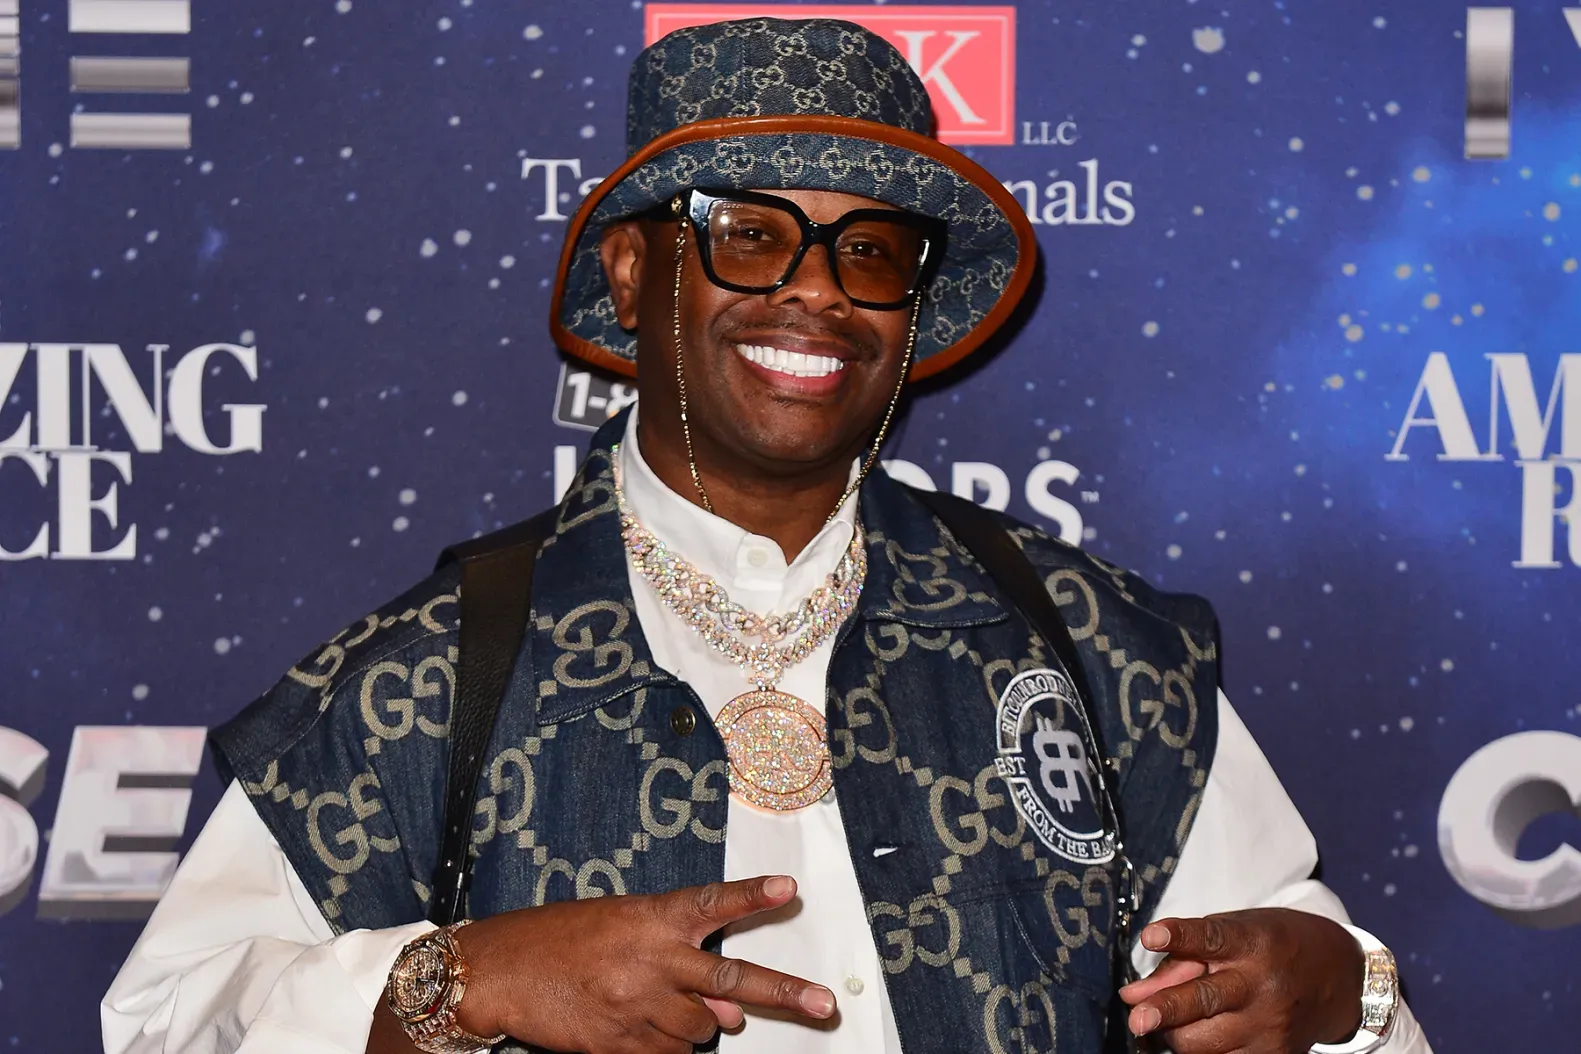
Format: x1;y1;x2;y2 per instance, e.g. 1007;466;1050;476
612;444;865;810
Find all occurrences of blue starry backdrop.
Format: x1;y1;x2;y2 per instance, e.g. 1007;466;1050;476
2;0;1579;1049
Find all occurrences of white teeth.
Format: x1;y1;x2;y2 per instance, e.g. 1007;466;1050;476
733;343;845;379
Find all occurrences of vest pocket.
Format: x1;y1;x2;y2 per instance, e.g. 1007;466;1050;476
950;886;1115;1054
1002;869;1119;1003
885;866;1117;1002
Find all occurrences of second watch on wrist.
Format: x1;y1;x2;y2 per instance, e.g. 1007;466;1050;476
1310;925;1400;1054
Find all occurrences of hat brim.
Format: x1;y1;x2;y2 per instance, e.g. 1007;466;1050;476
550;115;1037;382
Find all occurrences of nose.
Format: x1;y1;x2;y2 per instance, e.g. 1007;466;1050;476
766;243;853;318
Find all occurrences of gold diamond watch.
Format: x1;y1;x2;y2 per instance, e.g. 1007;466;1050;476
386;921;506;1054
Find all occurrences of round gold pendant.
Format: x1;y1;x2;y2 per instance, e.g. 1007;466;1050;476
715;689;833;811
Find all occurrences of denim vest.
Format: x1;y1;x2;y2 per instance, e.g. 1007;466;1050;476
213;413;1220;1054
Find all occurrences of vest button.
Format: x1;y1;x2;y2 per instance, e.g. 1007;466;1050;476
669;705;697;737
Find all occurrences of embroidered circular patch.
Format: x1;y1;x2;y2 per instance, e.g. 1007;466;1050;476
994;668;1116;864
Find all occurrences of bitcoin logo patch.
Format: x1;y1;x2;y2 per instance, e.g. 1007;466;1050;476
994;668;1114;864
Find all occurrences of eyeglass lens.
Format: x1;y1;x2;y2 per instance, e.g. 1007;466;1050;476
705;199;926;305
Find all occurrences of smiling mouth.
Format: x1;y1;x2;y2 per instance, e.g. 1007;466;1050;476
733;343;847;379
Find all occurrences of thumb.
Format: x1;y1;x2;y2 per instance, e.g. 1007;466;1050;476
703;996;744;1030
1118;957;1207;1005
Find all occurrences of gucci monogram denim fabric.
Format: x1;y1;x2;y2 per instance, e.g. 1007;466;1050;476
212;411;1220;1054
624;19;933;152
558;17;1025;371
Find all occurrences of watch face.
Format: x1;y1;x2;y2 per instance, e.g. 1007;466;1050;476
391;941;450;1022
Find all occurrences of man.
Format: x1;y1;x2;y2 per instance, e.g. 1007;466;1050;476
103;18;1430;1054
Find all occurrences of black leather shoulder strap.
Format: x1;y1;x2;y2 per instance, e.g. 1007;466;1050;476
427;507;559;925
911;489;1100;717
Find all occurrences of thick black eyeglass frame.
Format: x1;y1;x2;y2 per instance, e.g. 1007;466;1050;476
647;187;948;310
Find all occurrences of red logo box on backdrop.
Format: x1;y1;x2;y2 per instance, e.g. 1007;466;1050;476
644;4;1016;145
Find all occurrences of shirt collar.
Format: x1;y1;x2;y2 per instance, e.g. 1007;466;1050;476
617;409;857;615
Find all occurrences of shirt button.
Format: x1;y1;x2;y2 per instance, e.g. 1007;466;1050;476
746;548;768;568
844;976;865;996
669;705;696;737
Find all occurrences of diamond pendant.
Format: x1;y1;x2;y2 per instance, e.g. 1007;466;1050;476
715;689;833;811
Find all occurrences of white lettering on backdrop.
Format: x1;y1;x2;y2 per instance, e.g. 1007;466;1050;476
0;342;266;561
1388;353;1581;568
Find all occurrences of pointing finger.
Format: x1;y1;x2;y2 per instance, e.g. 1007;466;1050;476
1129;970;1253;1035
679;949;836;1019
1139;916;1250;962
666;876;798;941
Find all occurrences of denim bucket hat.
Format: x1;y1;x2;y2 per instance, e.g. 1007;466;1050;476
550;17;1037;381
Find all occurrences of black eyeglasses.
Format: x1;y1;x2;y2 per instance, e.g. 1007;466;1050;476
652;187;946;310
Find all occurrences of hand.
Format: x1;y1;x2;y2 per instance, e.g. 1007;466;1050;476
1118;908;1365;1054
451;875;835;1054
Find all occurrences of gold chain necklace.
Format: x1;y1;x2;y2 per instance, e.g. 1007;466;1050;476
613;446;865;810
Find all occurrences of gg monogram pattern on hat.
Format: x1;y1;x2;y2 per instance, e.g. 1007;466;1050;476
551;18;1037;382
623;19;934;151
211;412;1220;1054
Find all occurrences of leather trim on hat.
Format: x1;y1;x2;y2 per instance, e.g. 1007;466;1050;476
549;115;1037;382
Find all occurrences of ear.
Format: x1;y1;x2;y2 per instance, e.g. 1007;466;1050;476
599;221;647;330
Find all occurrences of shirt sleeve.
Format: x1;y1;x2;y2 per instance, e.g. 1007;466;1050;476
101;779;436;1054
1130;690;1431;1054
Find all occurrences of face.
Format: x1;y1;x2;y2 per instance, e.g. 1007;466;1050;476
600;188;916;483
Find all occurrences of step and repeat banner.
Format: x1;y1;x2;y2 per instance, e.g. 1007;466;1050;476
2;0;1579;1049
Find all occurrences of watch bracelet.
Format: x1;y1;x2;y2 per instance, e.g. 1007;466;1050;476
1359;944;1399;1036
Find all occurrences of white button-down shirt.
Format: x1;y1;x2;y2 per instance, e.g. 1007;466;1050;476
100;416;1430;1054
